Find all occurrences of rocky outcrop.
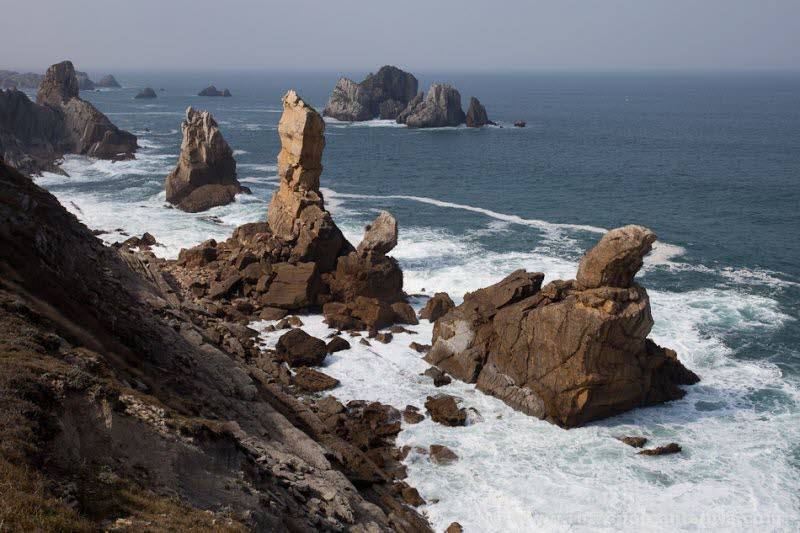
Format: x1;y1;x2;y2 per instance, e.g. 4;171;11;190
96;74;121;88
397;83;466;128
419;292;455;322
75;71;94;90
164;107;245;212
465;96;494;127
323;65;418;121
135;87;157;99
514;120;526;128
426;226;699;428
198;85;231;97
0;70;42;89
0;89;64;174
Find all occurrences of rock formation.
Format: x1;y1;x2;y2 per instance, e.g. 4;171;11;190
96;74;121;88
198;85;232;97
75;71;94;90
135;87;157;98
0;157;430;532
514;120;526;128
465;96;495;127
0;70;42;89
165;107;246;212
0;89;64;174
397;83;466;128
425;225;699;427
323;65;418;121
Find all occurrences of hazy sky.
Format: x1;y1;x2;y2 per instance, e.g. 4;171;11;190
3;0;799;72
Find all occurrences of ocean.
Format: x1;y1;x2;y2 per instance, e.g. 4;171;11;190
32;70;800;531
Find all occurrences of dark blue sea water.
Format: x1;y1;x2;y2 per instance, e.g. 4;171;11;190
31;70;800;530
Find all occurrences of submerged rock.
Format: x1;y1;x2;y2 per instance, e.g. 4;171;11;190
465;96;494;127
399;83;466;128
165;107;245;212
426;227;699;428
134;87;157;99
323;65;418;121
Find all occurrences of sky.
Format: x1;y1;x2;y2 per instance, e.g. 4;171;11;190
2;0;799;72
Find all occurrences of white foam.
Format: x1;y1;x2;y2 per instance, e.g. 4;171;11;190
323;117;406;128
233;149;249;155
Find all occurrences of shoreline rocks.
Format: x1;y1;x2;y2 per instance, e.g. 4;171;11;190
324;65;418;121
425;225;699;427
164;107;246;212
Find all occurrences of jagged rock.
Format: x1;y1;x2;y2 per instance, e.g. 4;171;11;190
576;225;656;289
424;394;466;426
619;436;648;448
323;65;418;121
426;229;699;427
165;107;245;212
402;405;424;424
423;367;451;387
465;96;494;127
323;297;395;331
391;301;418;325
429;444;458;465
395;93;423;124
267;90;350;273
75;71;94;90
0;70;42;89
638;443;681;456
96;74;121;88
409;342;431;354
514;120;526;128
327;336;351;353
198;85;232;97
0;89;64;174
446;522;464;533
357;211;398;255
419;292;454;322
293;367;340;392
135;87;157;99
374;332;393;344
176;239;217;267
276;329;327;367
261;262;319;310
398;83;465;128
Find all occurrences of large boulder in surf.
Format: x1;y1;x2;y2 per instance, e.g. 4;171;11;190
323;65;418;121
165;107;245;212
35;61;137;160
465;97;494;127
267;90;351;273
425;227;699;428
96;74;121;88
398;83;465;128
357;210;398;256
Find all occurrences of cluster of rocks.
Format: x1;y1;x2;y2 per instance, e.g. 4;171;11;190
198;85;231;97
324;65;495;128
425;225;700;427
134;87;157;99
0;61;137;174
0;69;42;89
164;106;248;212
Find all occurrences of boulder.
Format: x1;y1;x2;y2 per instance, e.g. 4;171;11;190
261;262;319;310
426;228;699;427
164;107;245;212
429;444;458;465
135;87;157;99
419;292;454;322
34;61;137;160
323;297;395;331
198;85;232;97
399;84;465;128
293;367;340;392
638;443;681;456
323;65;418;121
267;90;350;273
424;394;466;427
96;75;121;88
619;436;648;448
402;405;424;424
329;251;403;303
575;225;656;289
357;211;398;255
423;367;451;387
446;523;464;533
326;336;351;353
465;96;494;127
391;301;418;325
275;329;327;367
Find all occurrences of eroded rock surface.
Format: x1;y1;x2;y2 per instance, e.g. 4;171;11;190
165;107;245;212
324;65;418;121
398;83;466;128
465;96;494;127
426;228;699;427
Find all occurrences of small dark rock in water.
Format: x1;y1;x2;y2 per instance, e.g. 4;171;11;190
359;338;371;346
198;85;232;97
374;332;393;344
276;329;327;367
402;405;424;424
446;522;464;533
327;335;351;353
423;366;451;387
429;444;459;465
397;482;425;506
91;229;108;236
514;120;526;127
134;87;157;99
425;394;466;426
619;436;648;448
409;342;431;354
638;442;681;456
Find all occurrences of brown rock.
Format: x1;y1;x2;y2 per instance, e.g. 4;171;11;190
374;332;393;344
329;251;404;304
165;107;245;212
357;211;398;256
424;395;466;427
258;307;287;321
576;225;657;289
423;367;451;387
638;443;681;456
323;297;395;331
426;228;699;427
208;274;242;300
391;301;419;325
446;522;464;533
327;336;351;353
176;239;218;267
261;262;319;309
402;406;424;424
409;342;431;354
275;329;327;367
399;484;425;507
286;315;304;327
619;436;648;448
359;338;371;347
429;444;458;465
293;367;340;392
419;292;455;322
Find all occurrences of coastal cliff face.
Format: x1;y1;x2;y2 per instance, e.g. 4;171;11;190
426;225;699;427
165;107;245;212
0;88;64;174
323;65;418;121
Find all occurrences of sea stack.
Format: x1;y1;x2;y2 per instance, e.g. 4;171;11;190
75;71;95;90
165;107;245;212
135;87;157;99
198;85;232;97
465;97;494;127
323;65;418;121
36;60;137;160
425;225;699;427
96;74;121;88
397;83;466;128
